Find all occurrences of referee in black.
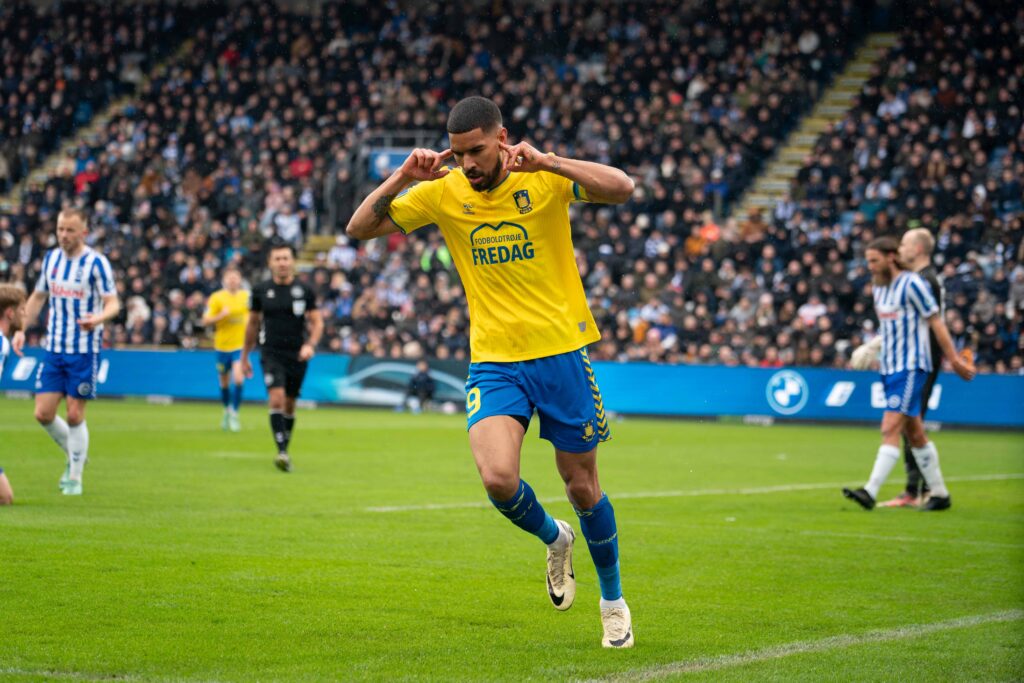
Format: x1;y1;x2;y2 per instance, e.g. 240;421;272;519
242;238;323;472
879;228;947;508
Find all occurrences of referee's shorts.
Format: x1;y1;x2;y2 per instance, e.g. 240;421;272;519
260;348;308;398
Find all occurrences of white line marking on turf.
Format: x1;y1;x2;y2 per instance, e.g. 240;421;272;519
0;668;226;683
800;530;1024;550
364;473;1024;513
583;609;1024;682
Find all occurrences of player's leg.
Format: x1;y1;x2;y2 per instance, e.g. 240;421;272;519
63;396;89;495
35;353;71;486
260;351;291;469
844;410;904;510
905;415;951;510
0;467;13;505
282;360;306;451
845;371;915;510
229;353;244;432
216;352;231;429
529;348;632;647
467;364;561;543
58;353;98;495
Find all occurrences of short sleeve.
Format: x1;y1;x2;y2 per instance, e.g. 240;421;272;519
387;178;445;235
35;252;51;292
205;293;222;317
907;275;939;318
250;287;262;312
305;286;316;309
93;256;116;296
544;170;588;204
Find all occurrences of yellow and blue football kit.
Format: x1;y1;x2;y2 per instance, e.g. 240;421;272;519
205;288;249;370
388;167;609;451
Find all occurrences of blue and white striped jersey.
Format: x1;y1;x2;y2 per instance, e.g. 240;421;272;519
0;330;9;377
34;247;116;354
873;270;940;375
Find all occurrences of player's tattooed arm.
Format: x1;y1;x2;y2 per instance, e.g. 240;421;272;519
372;193;397;220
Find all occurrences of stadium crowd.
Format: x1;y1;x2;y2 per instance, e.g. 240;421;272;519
0;1;212;191
1;0;1021;374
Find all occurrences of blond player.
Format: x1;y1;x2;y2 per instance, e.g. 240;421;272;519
201;265;249;432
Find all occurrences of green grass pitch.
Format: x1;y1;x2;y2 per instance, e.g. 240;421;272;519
1;397;1022;682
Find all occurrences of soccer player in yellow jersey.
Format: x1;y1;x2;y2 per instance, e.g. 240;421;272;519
202;265;249;432
348;96;636;648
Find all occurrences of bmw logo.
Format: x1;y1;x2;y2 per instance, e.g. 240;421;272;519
766;370;809;416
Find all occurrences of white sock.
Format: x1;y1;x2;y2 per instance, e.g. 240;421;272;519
911;442;949;497
547;522;570;549
42;416;70;459
865;444;900;499
600;597;628;610
67;421;89;481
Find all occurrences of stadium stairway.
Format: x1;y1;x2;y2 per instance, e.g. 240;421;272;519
0;41;195;215
299;235;338;268
730;33;898;220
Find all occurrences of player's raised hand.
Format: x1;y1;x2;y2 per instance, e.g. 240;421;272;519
11;330;25;357
500;141;550;173
398;148;453;182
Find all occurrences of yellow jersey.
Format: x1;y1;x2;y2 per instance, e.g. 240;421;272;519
205;288;250;351
388;167;599;362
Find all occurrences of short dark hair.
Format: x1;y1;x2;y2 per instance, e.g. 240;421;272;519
866;236;899;255
266;238;295;258
447;96;502;134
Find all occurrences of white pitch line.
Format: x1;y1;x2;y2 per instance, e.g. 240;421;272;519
800;530;1024;550
364;473;1024;513
583;609;1024;683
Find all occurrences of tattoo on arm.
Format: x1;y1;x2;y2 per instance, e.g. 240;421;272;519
372;193;396;220
551;158;561;172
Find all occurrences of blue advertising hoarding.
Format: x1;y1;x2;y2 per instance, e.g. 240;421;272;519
1;350;1021;428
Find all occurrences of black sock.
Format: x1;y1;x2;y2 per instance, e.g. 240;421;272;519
269;412;288;453
282;413;295;452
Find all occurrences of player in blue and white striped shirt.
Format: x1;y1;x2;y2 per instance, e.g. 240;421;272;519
0;284;27;505
843;236;974;512
11;208;120;496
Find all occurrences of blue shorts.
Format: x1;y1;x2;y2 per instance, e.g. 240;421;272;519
882;370;926;416
216;349;242;373
465;347;610;453
36;351;99;400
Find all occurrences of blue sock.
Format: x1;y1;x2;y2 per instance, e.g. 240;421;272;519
220;386;230;408
576;494;622;600
231;383;243;411
489;479;559;545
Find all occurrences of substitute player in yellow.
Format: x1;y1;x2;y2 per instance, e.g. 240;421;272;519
347;96;636;648
201;265;249;432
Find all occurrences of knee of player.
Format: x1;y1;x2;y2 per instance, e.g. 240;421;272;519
564;477;601;509
0;478;13;506
480;470;519;501
34;407;55;424
66;408;86;426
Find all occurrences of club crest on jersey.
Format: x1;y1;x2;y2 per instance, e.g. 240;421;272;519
513;189;533;214
77;382;92;396
462;203;475;214
291;286;303;298
267;289;275;298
